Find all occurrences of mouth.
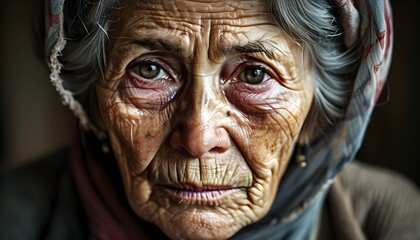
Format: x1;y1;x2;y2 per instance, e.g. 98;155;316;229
161;184;240;206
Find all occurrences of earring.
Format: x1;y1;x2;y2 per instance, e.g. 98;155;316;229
102;142;110;153
296;147;307;168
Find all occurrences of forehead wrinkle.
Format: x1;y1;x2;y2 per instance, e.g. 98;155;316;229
133;0;268;21
116;0;274;59
114;0;297;73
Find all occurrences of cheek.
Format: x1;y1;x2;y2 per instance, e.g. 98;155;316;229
100;98;169;175
240;92;310;172
237;89;312;205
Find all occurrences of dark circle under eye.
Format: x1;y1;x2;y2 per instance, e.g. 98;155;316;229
138;63;161;79
243;67;265;84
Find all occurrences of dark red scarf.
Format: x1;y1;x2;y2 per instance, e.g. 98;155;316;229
70;131;150;240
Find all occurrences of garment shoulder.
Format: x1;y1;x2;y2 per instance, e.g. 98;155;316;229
0;149;88;240
338;161;420;240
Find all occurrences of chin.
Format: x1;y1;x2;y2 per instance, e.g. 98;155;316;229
157;209;242;240
124;172;277;240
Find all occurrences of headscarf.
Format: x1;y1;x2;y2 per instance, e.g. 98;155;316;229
45;0;393;238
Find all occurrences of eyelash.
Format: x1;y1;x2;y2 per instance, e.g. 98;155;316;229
222;58;277;84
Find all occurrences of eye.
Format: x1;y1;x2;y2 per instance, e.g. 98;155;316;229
134;62;168;80
238;66;270;84
122;56;184;111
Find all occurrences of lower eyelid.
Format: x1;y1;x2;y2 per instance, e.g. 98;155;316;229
223;79;286;112
121;84;178;110
230;78;273;93
119;71;180;109
126;71;170;88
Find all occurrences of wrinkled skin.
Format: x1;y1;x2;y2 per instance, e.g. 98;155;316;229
96;0;314;239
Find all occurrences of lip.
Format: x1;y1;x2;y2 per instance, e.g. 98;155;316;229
161;184;238;205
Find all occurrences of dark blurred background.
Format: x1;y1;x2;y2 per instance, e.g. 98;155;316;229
0;1;419;186
1;0;71;168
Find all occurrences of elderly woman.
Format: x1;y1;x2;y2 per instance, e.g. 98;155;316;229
1;0;420;239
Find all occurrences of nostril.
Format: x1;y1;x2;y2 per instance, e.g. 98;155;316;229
209;145;229;154
215;127;231;151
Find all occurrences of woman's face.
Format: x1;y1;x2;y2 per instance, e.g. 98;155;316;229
96;0;314;239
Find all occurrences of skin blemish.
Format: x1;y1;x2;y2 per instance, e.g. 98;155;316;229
145;132;153;139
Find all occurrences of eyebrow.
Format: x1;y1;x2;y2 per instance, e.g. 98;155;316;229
132;38;182;53
222;41;277;59
131;37;282;60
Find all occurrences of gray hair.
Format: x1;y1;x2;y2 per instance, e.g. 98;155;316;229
268;0;361;144
60;0;116;127
59;0;361;142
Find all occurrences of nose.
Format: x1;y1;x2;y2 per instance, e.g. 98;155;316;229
169;78;231;157
170;122;231;157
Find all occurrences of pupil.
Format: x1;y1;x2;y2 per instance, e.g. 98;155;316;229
140;63;160;79
245;68;264;84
